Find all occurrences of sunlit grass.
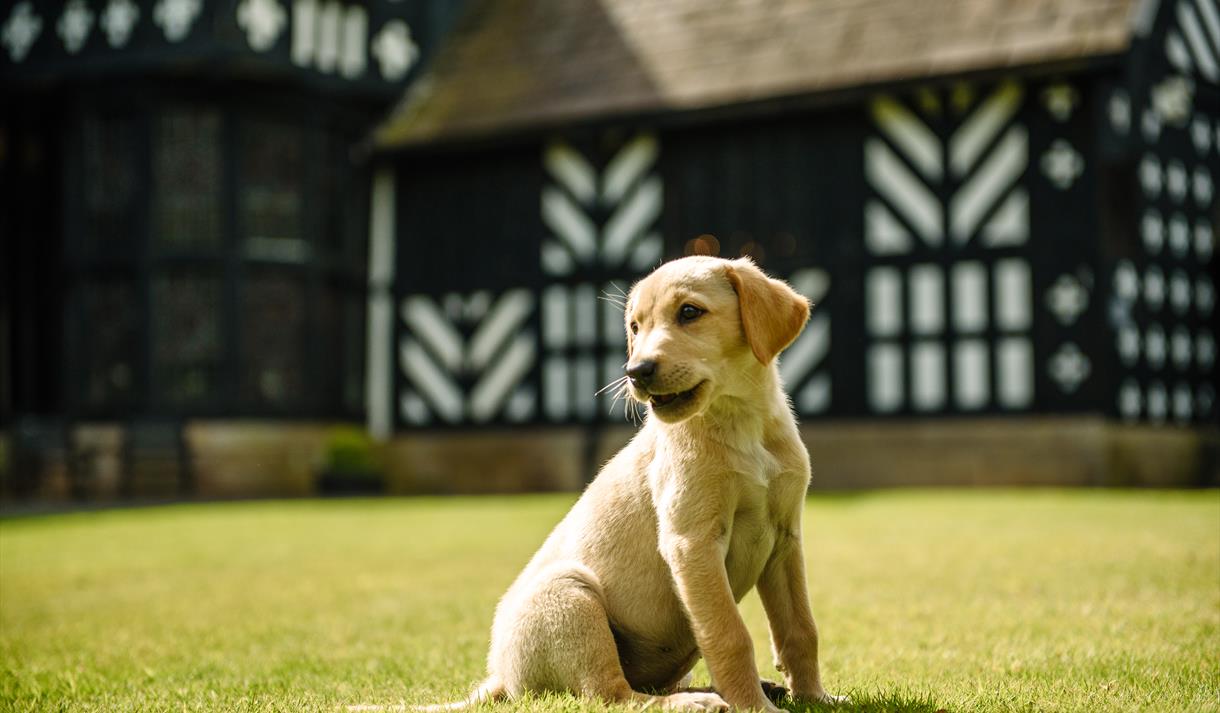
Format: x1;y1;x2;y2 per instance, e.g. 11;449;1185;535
1;490;1217;712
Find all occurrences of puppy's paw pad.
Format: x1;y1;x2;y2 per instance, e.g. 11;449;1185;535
663;691;730;711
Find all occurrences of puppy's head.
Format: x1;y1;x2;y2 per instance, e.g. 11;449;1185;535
623;255;809;423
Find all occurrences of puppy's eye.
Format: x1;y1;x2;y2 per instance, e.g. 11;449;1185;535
630;322;639;335
677;304;704;324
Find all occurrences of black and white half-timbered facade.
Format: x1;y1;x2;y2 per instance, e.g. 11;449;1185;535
369;0;1218;487
2;0;1217;497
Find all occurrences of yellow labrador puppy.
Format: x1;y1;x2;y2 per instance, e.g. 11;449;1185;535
419;256;838;712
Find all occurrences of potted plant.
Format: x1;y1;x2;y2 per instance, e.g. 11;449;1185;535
315;427;384;496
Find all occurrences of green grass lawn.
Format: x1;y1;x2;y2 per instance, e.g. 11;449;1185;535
1;491;1217;712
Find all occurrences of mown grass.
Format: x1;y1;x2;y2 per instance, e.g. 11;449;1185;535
1;490;1217;712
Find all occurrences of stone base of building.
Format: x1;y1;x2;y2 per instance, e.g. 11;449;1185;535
0;422;349;502
381;429;591;494
381;418;1218;493
1;418;1216;503
797;419;1218;488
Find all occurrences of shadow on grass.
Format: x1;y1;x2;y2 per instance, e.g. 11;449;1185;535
397;686;946;713
781;689;944;713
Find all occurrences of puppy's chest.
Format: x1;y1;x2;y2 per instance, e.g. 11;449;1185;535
723;486;776;599
653;436;799;597
722;449;784;598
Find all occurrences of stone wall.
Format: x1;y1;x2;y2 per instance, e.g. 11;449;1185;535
1;422;348;502
381;428;591;494
383;418;1219;492
185;422;338;498
1;418;1215;503
799;419;1218;488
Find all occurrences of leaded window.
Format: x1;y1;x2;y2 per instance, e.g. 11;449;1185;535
240;119;307;261
82;114;140;253
151;273;223;407
152;111;222;251
68;99;366;420
80;280;139;410
241;271;307;409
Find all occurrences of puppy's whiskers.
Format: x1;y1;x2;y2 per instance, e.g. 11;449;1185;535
600;375;644;423
626;394;645;425
607;382;629;417
599;283;629;308
596;375;629;397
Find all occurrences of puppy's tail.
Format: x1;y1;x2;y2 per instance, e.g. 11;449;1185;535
348;676;507;712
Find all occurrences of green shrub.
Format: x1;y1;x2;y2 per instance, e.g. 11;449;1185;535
321;427;380;477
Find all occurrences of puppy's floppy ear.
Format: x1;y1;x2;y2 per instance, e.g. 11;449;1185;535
725;258;810;364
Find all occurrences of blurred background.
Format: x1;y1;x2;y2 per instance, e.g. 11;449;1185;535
0;0;1217;505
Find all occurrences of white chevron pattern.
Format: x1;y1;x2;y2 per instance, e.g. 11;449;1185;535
866;83;1034;251
778;268;832;414
1166;0;1220;82
867;82;1029;252
863;82;1035;414
542;134;664;276
865;139;943;245
398;289;536;425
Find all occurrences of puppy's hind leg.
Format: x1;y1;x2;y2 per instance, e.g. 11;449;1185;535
498;562;728;712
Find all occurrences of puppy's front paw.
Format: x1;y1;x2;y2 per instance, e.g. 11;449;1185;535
662;691;730;711
797;690;848;706
759;680;789;704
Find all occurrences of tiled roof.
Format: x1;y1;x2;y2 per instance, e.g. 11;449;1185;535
375;0;1144;148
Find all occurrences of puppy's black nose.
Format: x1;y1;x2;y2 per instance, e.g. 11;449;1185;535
626;360;657;386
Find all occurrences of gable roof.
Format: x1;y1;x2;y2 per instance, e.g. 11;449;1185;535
375;0;1148;149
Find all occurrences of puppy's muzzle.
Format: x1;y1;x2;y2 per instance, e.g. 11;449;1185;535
626;359;658;389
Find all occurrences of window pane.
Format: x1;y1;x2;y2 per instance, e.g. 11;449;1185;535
342;294;365;412
342;163;369;270
320;131;346;256
152;111;222;250
954;338;989;410
81;280;138;409
909;264;944;336
240;120;307;262
994;259;1032;331
82;114;139;254
867;267;901;337
151;274;223;406
951;261;987;333
868;343;903;412
911;340;945;411
317;288;366;414
997;337;1034;409
242;273;306;408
